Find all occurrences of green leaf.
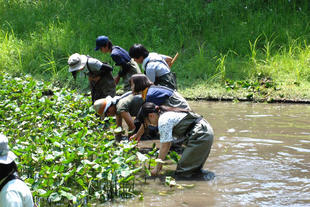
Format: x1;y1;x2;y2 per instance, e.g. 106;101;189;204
136;152;148;162
60;190;76;202
49;192;61;202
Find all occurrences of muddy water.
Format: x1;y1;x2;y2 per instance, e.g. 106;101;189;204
109;102;310;207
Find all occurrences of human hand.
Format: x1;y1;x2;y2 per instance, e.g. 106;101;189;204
129;134;141;142
151;166;161;176
114;75;120;84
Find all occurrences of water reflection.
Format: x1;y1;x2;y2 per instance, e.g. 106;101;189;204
112;102;310;207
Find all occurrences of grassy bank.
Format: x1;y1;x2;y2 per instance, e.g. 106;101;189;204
1;0;310;101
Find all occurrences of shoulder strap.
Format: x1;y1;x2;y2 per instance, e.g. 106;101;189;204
0;174;18;191
144;58;170;70
86;57;92;73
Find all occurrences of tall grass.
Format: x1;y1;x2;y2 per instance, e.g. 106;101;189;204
1;0;310;93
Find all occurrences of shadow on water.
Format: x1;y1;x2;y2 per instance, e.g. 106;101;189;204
110;101;310;207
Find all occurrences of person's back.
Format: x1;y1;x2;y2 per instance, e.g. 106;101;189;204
116;91;144;117
86;56;116;101
111;46;141;92
95;36;141;93
0;178;34;207
129;44;177;90
145;85;190;110
68;53;116;103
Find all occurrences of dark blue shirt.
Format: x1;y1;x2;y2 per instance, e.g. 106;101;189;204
146;85;174;106
111;46;131;66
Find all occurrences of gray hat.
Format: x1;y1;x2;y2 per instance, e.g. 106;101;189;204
68;53;88;72
0;134;17;165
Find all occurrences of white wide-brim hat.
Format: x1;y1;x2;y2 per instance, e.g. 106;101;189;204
68;53;88;72
0;134;17;165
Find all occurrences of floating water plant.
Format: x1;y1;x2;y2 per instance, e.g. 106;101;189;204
0;72;145;205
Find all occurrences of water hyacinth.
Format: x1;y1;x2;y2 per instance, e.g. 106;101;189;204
0;72;145;205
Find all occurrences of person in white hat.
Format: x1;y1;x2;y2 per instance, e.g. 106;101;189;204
68;53;116;103
0;134;34;207
93;92;144;140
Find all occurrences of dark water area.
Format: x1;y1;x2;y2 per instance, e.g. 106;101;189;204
106;101;310;207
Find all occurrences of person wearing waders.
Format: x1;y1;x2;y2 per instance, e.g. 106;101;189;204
129;44;177;90
95;36;141;93
0;134;34;207
93;91;144;141
129;74;190;145
137;102;215;181
68;53;116;103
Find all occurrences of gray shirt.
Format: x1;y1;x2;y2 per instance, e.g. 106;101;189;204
142;52;170;82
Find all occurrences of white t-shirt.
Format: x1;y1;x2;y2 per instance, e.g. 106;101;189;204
0;179;34;207
158;111;187;143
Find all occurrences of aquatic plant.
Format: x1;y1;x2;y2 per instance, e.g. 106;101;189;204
0;72;144;205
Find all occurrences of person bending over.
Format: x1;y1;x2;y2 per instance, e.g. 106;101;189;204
95;36;141;93
68;53;116;103
93;91;144;140
129;44;177;90
129;74;190;141
137;102;214;181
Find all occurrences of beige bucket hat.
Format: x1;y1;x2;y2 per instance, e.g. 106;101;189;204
68;53;88;72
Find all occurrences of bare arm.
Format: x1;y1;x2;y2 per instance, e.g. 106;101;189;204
120;111;135;131
129;124;144;142
116;114;122;127
151;142;171;176
165;56;173;68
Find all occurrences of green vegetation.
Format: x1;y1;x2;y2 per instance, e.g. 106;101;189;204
1;0;310;101
2;1;309;204
0;72;184;205
0;72;152;205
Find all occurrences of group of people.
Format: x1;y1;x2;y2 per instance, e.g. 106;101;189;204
68;36;215;181
0;37;214;207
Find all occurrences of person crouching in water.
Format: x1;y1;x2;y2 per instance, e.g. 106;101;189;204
95;36;141;93
93;92;144;141
137;102;214;181
129;74;190;141
0;134;34;206
68;53;116;103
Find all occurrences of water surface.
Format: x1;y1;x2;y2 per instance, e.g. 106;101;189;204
108;102;310;207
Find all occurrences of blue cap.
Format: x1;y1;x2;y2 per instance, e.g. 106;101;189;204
95;36;109;51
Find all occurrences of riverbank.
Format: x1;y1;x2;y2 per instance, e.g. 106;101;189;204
1;0;310;104
179;81;310;104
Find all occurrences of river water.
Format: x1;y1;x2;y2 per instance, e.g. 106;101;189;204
107;101;310;207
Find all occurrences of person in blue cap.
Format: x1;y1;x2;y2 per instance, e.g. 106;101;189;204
95;36;141;93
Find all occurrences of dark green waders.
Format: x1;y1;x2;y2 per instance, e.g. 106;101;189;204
155;72;177;91
121;59;141;92
89;74;116;104
172;113;214;177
